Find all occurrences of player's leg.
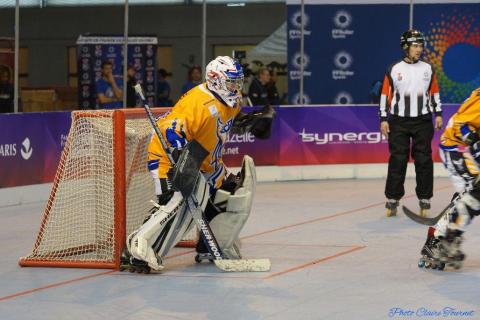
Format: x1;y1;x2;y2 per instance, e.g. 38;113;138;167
418;180;480;270
385;117;410;216
411;116;434;216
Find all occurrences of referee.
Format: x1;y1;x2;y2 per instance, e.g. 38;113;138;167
379;29;443;217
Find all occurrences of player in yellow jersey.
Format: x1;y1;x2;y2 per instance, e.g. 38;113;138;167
439;88;480;193
122;56;275;272
418;88;480;270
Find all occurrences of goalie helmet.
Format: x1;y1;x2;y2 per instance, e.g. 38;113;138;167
400;29;426;50
205;56;244;107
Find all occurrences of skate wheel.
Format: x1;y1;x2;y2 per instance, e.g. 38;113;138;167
418;259;425;268
386;208;397;217
438;263;445;271
144;267;151;274
195;255;201;263
431;264;438;270
128;268;135;273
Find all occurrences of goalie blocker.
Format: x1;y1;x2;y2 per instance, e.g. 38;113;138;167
127;154;259;271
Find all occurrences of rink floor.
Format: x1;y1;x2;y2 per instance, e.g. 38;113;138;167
0;178;479;320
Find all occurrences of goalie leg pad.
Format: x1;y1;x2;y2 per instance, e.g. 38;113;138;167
127;192;185;270
209;155;256;259
127;174;211;269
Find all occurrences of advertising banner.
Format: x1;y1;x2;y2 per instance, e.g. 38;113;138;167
287;1;480;104
0;105;460;188
0;112;71;188
414;3;480;103
276;104;457;166
77;36;158;110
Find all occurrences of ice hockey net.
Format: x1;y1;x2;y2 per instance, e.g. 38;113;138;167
19;109;197;269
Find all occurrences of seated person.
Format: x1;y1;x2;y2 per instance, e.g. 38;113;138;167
96;60;123;109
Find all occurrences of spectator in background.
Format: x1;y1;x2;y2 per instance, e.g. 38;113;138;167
96;60;123;109
0;66;14;113
248;67;270;106
126;65;137;108
266;69;280;105
157;68;172;106
181;65;202;95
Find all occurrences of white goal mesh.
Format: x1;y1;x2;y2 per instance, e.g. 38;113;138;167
20;109;196;269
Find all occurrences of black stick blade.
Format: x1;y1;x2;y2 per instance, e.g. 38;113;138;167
402;205;449;226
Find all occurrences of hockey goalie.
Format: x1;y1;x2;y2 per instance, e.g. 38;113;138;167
122;56;275;273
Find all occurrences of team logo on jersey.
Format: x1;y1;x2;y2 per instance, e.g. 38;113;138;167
210;117;234;176
165;119;187;149
397;73;403;81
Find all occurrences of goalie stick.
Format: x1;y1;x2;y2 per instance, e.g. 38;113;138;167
134;84;271;272
402;192;462;226
401;204;452;226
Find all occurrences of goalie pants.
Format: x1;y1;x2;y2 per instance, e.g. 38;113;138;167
439;148;479;193
435;182;480;236
385;114;434;201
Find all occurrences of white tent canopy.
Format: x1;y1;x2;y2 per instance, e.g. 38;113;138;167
246;22;287;65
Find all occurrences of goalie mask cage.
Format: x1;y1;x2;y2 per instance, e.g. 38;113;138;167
19;109;197;270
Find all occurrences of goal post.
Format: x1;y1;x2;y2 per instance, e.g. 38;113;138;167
19;108;197;270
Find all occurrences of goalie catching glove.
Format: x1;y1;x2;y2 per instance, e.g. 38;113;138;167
231;105;276;139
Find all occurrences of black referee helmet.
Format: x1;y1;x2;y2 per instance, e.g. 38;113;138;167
400;29;426;50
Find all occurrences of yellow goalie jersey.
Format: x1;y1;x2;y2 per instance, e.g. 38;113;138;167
148;83;241;190
441;88;480;150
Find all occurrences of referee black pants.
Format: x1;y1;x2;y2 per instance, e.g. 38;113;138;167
385;114;434;200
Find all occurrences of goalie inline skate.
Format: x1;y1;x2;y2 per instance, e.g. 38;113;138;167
119;250;152;274
194;240;214;263
418;228;465;271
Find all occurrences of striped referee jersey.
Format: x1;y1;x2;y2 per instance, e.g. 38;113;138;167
379;59;442;121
